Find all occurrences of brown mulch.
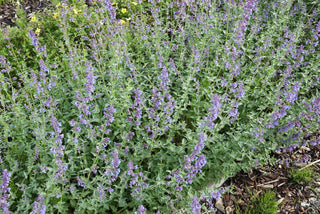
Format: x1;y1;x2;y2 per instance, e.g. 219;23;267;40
0;0;54;28
214;136;320;214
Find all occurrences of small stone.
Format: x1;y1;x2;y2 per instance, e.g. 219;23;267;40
301;201;310;207
225;206;233;214
314;188;320;193
206;177;228;190
299;146;311;152
215;198;225;214
262;184;274;189
295;162;308;167
310;198;316;204
314;182;320;186
277;198;284;205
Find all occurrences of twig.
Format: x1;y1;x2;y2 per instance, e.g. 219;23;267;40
298;159;320;171
256;178;279;187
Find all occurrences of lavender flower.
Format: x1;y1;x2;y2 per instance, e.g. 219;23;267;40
190;196;201;214
127;163;149;200
105;150;121;183
194;133;206;155
104;104;116;126
34;147;39;160
194;155;207;173
0;55;12;74
39;166;48;174
130;88;145;126
0;169;11;214
177;132;208;186
50;114;62;134
84;61;97;100
229;108;238;117
30;195;46;214
28;30;39;48
39;59;49;73
138;205;146;214
158;66;170;90
97;186;106;201
204;94;220;129
77;176;86;189
55;157;68;181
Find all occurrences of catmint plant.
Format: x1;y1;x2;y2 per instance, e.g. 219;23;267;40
0;0;319;213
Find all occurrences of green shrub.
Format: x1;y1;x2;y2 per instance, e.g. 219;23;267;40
289;167;316;185
237;190;279;214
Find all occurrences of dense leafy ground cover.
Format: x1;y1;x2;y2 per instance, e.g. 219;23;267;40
0;0;319;213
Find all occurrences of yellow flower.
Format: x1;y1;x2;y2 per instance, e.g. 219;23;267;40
53;13;58;19
35;28;40;35
30;16;36;22
73;9;82;14
112;2;118;6
131;2;138;6
56;2;61;8
120;19;126;25
121;8;127;14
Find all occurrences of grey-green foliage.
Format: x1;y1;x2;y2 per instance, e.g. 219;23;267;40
0;0;319;213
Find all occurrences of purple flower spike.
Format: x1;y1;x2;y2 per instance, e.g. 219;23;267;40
138;205;146;214
190;196;201;214
0;169;11;214
204;94;220;129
